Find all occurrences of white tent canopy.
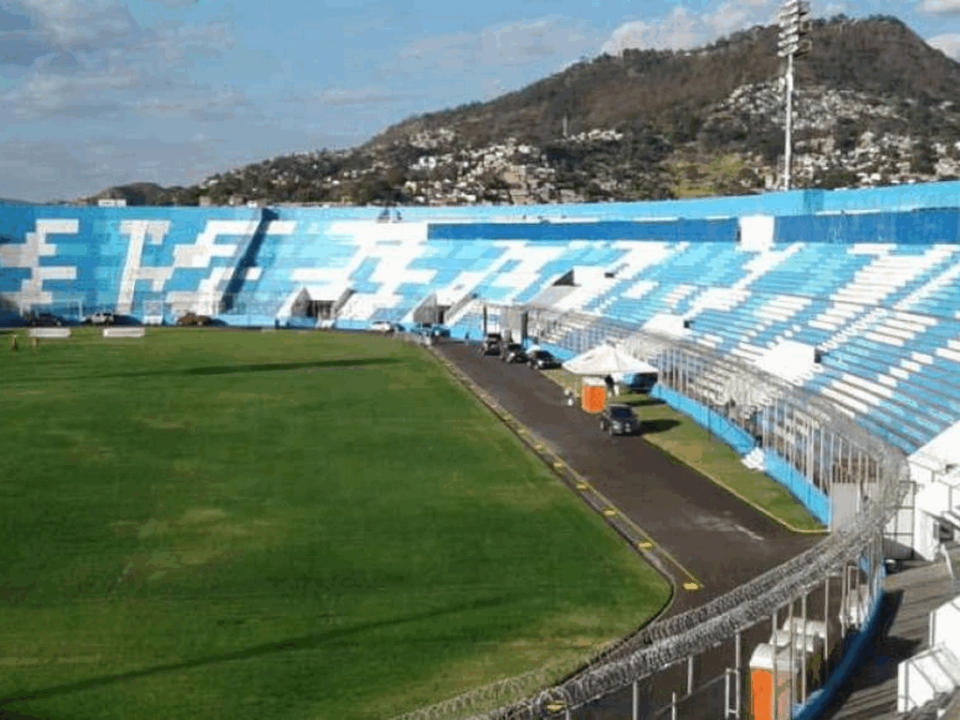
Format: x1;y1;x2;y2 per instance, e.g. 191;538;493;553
562;343;658;376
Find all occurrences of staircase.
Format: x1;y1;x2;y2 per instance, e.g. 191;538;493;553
442;294;480;327
825;548;960;720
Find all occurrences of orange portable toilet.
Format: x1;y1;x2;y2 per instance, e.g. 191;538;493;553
750;642;798;720
581;377;606;414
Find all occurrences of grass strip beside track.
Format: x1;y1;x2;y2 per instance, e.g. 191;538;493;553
0;328;671;720
542;369;824;533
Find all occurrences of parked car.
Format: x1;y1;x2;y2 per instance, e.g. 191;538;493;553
84;311;115;326
413;323;450;338
367;321;396;333
176;311;214;327
599;403;641;436
500;342;527;364
479;332;502;356
527;349;560;370
25;312;64;327
623;372;659;394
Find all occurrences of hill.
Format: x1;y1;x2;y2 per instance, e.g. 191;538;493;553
79;15;960;206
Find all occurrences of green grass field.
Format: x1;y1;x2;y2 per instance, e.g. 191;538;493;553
0;328;671;720
542;369;824;533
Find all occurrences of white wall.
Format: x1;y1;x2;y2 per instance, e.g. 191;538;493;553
739;215;775;251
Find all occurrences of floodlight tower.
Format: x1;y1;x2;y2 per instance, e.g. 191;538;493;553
777;0;812;190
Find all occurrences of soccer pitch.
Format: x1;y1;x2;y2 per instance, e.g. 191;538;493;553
0;328;671;720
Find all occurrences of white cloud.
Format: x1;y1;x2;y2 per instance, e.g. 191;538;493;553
17;0;141;50
816;2;851;17
399;32;475;70
4;0;232;67
920;0;960;14
0;0;239;123
478;16;598;67
0;133;235;201
928;32;960;59
315;88;411;106
703;0;777;38
145;0;199;6
398;15;601;72
0;0;139;65
481;76;504;100
2;65;138;119
602;0;781;55
145;22;234;63
601;7;705;54
134;87;252;122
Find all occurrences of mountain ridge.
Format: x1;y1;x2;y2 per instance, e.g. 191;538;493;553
77;15;960;206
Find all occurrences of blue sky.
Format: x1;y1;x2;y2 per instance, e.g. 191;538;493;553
1;0;959;203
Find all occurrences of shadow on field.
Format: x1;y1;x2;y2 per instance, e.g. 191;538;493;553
181;357;401;376
641;419;681;434
0;357;403;385
622;397;665;408
0;594;520;709
0;710;56;720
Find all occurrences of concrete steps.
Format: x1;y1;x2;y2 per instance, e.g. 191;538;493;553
824;546;960;720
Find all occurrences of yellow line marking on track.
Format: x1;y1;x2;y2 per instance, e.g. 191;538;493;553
585;482;703;591
436;347;703;593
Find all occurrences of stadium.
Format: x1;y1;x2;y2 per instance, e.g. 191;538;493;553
2;179;960;720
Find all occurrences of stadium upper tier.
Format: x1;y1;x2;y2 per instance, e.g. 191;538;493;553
4;182;960;458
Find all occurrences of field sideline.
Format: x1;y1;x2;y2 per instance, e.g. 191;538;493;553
0;328;671;720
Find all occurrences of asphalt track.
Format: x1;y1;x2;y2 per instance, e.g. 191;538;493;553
438;341;821;611
436;340;835;717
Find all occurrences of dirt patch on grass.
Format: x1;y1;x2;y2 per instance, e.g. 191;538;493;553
121;546;228;586
114;507;278;585
181;508;227;525
137;415;191;430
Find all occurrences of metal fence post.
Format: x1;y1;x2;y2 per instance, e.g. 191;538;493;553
772;607;779;720
788;599;795;716
735;630;742;719
824;574;831;675
801;592;808;705
726;668;731;718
